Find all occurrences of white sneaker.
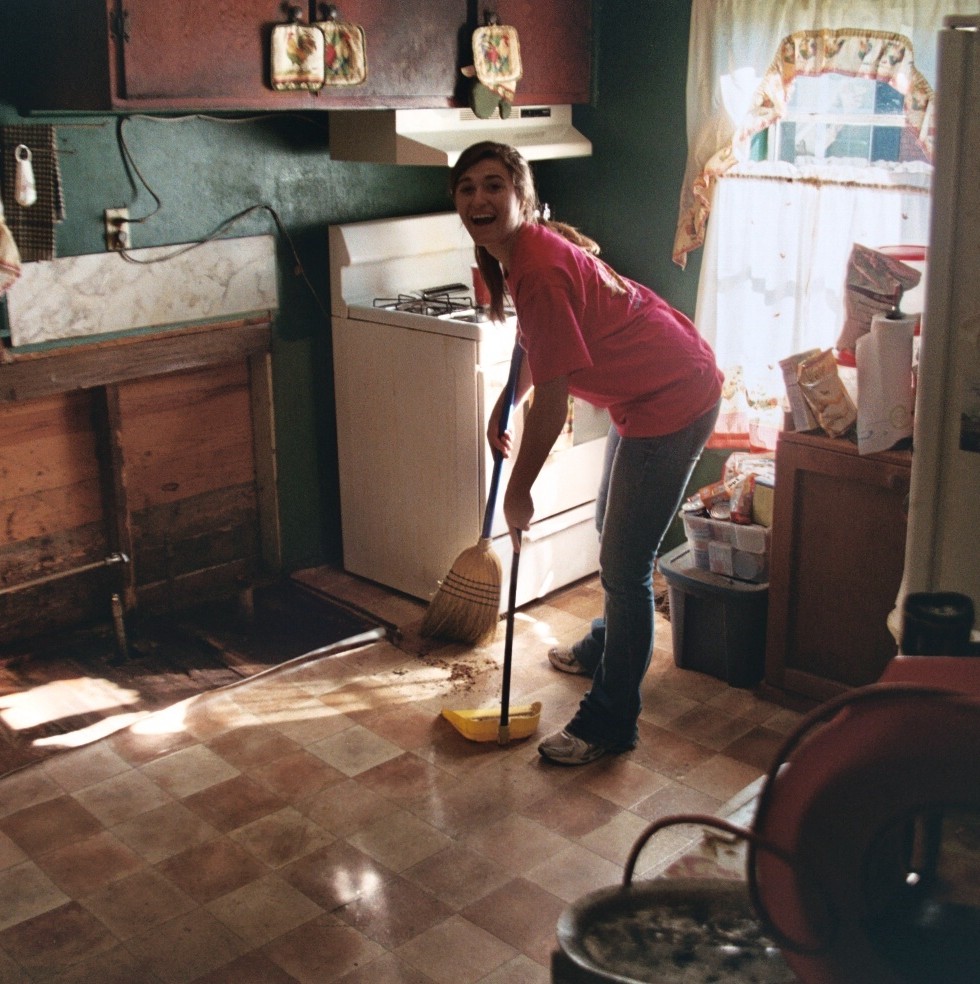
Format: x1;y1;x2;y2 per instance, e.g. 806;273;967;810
548;646;590;676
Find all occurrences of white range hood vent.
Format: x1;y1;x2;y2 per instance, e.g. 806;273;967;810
328;105;591;166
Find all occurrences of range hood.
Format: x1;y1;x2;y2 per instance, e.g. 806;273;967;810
328;105;591;166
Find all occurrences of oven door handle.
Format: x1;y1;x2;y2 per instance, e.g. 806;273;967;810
482;343;524;540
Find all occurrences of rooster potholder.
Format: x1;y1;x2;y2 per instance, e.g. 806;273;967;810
271;11;325;91
314;16;367;86
464;22;522;119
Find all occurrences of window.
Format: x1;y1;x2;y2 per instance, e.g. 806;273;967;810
763;74;928;165
674;0;968;448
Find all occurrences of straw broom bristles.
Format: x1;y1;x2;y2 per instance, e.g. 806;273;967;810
420;536;502;645
422;343;522;646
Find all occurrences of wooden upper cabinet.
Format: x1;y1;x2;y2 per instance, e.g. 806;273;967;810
118;0;464;109
117;1;317;107
10;0;592;112
492;0;593;105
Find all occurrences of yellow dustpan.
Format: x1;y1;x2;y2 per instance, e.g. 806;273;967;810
441;532;541;744
441;702;542;742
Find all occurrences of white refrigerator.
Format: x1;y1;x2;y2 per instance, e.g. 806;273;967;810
897;14;980;637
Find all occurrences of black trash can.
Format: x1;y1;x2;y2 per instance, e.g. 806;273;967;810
658;543;768;688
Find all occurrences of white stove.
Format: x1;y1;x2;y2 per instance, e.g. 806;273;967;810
328;212;605;609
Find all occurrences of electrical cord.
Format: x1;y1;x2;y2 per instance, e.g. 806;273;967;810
112;113;330;318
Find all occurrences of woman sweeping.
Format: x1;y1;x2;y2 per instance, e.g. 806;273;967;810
450;142;723;765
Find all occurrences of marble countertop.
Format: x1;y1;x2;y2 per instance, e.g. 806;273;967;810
4;235;278;349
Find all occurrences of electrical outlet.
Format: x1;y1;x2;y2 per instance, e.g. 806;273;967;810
104;208;130;251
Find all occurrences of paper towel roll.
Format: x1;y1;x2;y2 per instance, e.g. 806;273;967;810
856;312;917;455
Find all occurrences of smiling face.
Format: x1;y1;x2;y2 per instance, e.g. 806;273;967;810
451;143;538;266
453;159;523;261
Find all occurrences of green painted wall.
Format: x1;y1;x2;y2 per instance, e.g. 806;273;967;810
0;1;697;573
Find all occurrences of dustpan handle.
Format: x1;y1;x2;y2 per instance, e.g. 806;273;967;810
481;342;524;540
499;530;521;738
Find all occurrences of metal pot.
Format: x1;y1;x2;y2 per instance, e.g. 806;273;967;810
553;877;795;983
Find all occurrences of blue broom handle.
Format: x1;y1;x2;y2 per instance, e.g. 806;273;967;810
481;342;524;540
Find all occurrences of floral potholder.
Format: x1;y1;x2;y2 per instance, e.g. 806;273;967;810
469;24;522;117
314;19;367;86
271;22;325;91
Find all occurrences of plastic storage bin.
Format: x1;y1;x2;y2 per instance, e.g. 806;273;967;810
658;543;769;688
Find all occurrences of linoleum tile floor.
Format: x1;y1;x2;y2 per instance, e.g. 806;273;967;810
0;568;803;984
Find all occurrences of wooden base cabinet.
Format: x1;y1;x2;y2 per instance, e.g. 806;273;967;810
764;431;911;702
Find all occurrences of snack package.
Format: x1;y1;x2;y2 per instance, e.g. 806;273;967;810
779;348;822;431
723;452;776;488
730;473;756;525
682;476;740;513
836;243;922;354
797;349;858;438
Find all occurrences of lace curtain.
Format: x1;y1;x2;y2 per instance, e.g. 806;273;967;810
680;0;974;447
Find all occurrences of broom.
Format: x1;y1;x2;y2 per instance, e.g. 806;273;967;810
420;342;523;645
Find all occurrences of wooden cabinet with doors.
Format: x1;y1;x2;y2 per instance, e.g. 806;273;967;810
764;430;911;702
493;0;593;106
8;0;592;113
9;0;463;112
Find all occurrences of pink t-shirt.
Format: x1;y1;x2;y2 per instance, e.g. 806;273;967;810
506;222;723;437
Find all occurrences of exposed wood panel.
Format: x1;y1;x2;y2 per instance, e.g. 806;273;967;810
0;447;102;512
112;357;250;414
0;525;121;645
131;485;259;583
133;520;258;587
128;441;256;511
0;319;271;403
0;480;105;545
116;363;256;509
0;577;121;645
0;393;100;500
97;385;138;609
249;352;281;573
135;558;255;614
0;392;105;548
115;362;261;603
0;322;276;647
0;524;111;586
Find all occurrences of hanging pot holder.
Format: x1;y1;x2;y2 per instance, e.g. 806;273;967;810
468;22;522;118
271;7;325;92
314;14;368;86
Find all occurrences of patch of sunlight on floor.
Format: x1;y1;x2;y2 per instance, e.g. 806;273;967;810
130;700;191;735
33;711;151;748
0;678;142;731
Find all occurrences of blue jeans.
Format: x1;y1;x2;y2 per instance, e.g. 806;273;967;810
566;402;720;749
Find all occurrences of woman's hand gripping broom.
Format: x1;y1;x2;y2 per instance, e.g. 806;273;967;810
420;343;523;645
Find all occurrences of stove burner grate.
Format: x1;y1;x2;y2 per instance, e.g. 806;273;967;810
373;284;473;317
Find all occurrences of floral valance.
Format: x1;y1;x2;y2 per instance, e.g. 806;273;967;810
751;29;933;152
674;28;934;268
